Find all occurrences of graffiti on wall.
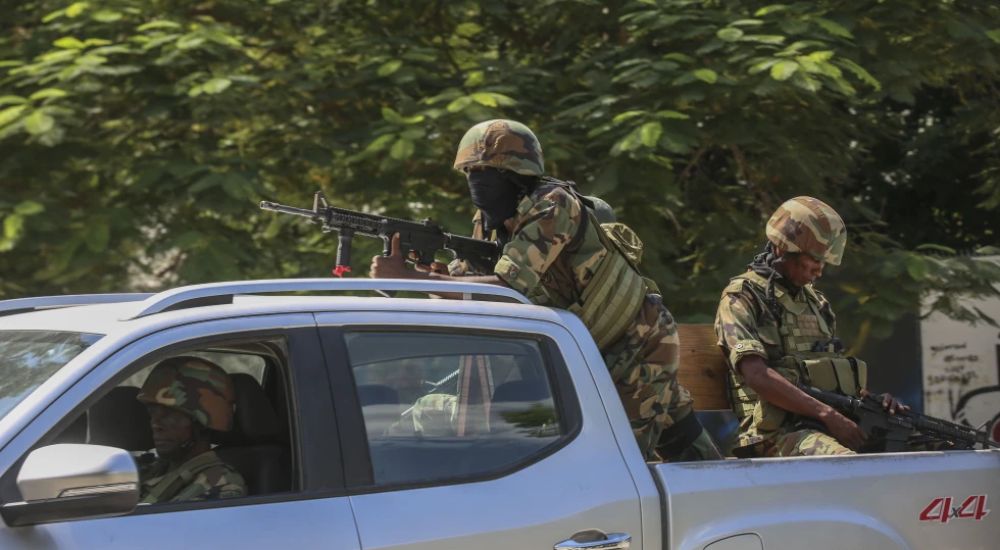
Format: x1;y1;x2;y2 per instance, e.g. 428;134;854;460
920;276;1000;442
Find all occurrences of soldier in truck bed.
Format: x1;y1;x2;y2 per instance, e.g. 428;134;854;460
370;119;721;461
714;197;906;457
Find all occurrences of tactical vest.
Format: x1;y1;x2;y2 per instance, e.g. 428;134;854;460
725;271;868;434
538;181;648;351
140;452;231;504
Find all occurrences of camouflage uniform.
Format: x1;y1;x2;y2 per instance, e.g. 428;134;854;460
136;357;247;502
452;119;717;460
494;181;693;458
139;450;246;503
715;197;854;457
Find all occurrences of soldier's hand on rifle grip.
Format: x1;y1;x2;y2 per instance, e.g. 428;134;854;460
370;233;414;279
414;261;449;275
820;408;866;451
862;390;909;415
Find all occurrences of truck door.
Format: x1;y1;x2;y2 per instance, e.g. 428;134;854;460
316;310;644;550
0;316;361;549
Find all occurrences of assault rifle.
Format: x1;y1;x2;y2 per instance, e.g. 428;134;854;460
260;191;500;276
799;384;1000;452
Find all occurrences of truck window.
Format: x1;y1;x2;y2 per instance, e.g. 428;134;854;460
345;331;567;486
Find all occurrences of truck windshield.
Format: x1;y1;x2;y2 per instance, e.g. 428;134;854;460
0;330;102;420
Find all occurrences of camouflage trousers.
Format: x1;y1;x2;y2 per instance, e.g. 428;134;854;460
761;428;854;457
602;294;694;459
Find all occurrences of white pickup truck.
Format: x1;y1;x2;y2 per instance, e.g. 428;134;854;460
0;279;995;549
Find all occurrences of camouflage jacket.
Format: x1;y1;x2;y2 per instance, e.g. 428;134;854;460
715;270;837;444
139;449;246;504
493;181;609;307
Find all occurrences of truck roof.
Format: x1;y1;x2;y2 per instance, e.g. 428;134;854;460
0;279;566;337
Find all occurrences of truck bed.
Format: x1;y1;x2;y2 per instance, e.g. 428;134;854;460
652;450;1000;550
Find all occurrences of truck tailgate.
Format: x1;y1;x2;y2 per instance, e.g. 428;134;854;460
652;450;1000;550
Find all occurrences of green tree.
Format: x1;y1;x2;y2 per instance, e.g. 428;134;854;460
2;0;999;349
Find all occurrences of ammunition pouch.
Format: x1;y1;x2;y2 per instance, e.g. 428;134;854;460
800;357;867;397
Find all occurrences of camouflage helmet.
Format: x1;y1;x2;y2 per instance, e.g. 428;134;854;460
766;196;847;266
137;356;236;432
453;119;544;176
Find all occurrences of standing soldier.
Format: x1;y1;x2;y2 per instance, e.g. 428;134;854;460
715;197;904;457
136;356;247;502
371;119;721;461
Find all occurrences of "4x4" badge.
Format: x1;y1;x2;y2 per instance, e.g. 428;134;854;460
919;495;990;523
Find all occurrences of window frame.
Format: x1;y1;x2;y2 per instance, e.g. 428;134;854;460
320;325;583;494
1;322;349;516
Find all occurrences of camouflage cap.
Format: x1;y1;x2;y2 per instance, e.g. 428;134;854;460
766;196;847;265
137;356;236;432
453;119;544;176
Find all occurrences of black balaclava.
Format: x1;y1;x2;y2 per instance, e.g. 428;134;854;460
748;241;793;321
467;168;534;238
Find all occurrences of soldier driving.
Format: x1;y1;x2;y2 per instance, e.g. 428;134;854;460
136;356;247;503
370;119;721;461
714;197;907;457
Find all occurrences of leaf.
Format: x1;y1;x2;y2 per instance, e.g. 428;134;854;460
29;88;68;101
377;59;402;77
639;121;662;147
731;19;764;27
137;20;181;31
176;34;206;50
987;30;1000;44
754;5;788;17
65;2;89;18
470;92;498;107
0;105;28;127
92;10;123;22
906;255;928;280
54;37;87;49
693;69;718;84
815;18;853;39
612;110;646;124
201;77;232;94
3;214;24;240
716;28;744;42
0;96;27;107
455;22;482;37
471;92;516;107
740;35;786;45
835;59;881;91
389;138;415;160
747;58;779;75
770;60;799;81
14;201;44;215
381;107;405;124
663;53;695;63
23;111;55;135
362;133;397;154
446;96;473;113
655;110;689;120
915;243;958;255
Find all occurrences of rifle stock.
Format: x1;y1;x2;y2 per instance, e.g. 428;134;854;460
260;191;501;277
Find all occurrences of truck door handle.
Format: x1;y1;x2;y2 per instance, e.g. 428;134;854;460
554;530;631;550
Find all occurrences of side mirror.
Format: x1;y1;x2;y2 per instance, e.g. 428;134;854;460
1;444;139;527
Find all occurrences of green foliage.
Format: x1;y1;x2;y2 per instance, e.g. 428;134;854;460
1;0;999;347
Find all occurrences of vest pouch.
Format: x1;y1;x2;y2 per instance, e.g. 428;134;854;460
802;357;867;396
600;222;644;265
